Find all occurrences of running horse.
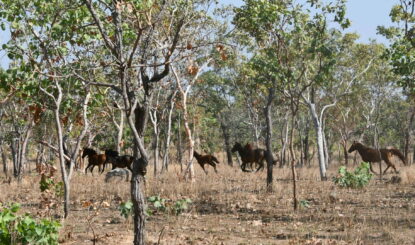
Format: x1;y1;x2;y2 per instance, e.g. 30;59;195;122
193;151;220;174
231;142;265;172
348;141;406;175
104;149;134;171
82;148;107;174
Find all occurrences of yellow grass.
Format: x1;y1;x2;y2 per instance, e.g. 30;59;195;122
1;157;415;244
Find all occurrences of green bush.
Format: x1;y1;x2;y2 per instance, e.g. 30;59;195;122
333;162;373;188
120;196;193;217
0;203;61;245
172;198;192;215
118;201;133;219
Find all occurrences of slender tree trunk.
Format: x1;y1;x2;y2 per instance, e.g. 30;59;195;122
2;147;8;177
264;87;275;192
177;113;183;172
150;111;159;177
404;106;415;163
322;125;329;168
11;139;19;178
308;103;327;181
303;118;310;167
280;113;289;167
116;112;124;153
220;119;233;166
341;139;348;166
182;98;195;180
289;98;298;211
162;91;176;172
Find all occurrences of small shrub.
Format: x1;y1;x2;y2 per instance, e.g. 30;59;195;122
333;162;373;188
0;203;60;245
299;200;310;209
172;198;192;215
147;195;167;213
118;201;133;219
121;196;193;217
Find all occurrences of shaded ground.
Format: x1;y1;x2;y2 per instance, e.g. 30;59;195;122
1;163;415;245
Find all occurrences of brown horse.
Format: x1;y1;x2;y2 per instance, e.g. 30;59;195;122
348;141;406;175
231;142;265;172
193;151;220;174
105;149;134;171
82;148;107;174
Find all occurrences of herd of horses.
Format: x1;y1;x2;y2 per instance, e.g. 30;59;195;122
81;141;407;177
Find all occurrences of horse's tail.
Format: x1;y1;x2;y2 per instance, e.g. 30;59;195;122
388;148;407;165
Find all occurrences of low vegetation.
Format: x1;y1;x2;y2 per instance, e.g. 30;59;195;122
0;203;60;245
333;162;373;189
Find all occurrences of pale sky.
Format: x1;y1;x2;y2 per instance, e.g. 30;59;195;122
0;0;397;68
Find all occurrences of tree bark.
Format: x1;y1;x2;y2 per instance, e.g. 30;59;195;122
162;91;177;172
264;87;275;192
289;97;299;211
177;112;183;171
220;119;233;166
404;105;415;163
2;147;8;177
308;103;327;181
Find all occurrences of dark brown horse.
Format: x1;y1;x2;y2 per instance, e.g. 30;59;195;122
348;141;406;174
193;151;220;174
82;148;107;174
231;142;265;172
104;149;134;171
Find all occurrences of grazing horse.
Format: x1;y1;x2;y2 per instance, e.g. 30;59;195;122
82;148;107;174
193;151;220;174
348;141;406;175
231;142;265;172
104;149;134;171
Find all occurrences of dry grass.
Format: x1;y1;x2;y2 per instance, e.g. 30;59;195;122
1;158;415;245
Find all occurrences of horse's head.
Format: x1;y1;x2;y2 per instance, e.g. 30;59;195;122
348;141;359;153
231;142;242;153
82;147;96;158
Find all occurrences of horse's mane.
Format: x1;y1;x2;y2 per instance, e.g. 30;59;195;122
105;149;119;157
83;147;98;155
193;151;202;158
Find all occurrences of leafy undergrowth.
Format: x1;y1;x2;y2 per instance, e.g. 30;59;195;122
333;162;373;188
0;162;414;244
0;203;60;245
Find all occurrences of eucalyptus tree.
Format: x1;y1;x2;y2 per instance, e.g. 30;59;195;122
76;0;222;242
379;0;415;162
0;0;94;218
195;70;238;166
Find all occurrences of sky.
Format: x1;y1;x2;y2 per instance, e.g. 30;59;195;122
0;0;397;68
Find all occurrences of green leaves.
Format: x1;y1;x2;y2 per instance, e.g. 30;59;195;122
380;1;415;94
146;196;192;216
119;201;133;219
333;162;373;189
0;203;60;245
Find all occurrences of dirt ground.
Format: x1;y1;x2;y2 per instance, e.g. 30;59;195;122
1;159;415;245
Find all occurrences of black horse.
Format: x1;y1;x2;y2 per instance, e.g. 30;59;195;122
231;142;265;172
104;149;134;172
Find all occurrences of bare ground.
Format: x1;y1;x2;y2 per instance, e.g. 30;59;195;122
1;161;415;245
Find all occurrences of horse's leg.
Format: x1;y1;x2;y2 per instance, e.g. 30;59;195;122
100;164;105;174
210;162;218;173
383;157;398;174
241;162;247;172
256;161;264;172
369;162;379;175
202;163;208;175
85;163;92;174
